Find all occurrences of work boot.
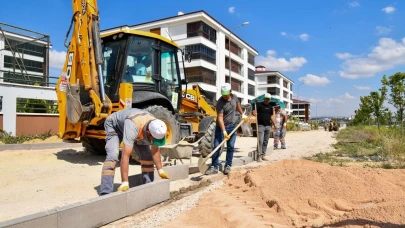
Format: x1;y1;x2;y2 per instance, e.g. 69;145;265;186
257;156;262;162
205;166;218;175
281;144;286;149
262;156;269;161
223;165;231;175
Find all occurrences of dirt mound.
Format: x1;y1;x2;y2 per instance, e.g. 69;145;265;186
163;159;405;228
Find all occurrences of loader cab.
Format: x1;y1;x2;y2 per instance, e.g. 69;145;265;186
100;30;185;111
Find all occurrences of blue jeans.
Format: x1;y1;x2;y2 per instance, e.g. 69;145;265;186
211;124;237;168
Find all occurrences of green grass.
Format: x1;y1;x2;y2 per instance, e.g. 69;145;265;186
308;125;405;169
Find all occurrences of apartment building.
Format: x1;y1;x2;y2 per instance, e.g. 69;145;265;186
0;23;50;85
101;10;258;104
291;98;311;122
255;66;294;114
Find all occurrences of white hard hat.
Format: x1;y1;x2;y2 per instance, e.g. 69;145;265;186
264;93;271;99
148;119;167;146
221;83;231;95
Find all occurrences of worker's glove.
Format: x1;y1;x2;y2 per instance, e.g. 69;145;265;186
242;114;248;122
283;123;287;129
117;182;129;192
158;169;169;179
223;130;230;141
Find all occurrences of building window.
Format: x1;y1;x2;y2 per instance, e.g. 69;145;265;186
267;87;280;96
283;90;288;98
248;84;255;96
225;57;242;75
4;55;44;74
290;84;293;91
185;66;216;86
248;52;255;65
150;28;161;35
283;80;288;88
290;94;292;100
4;38;46;58
267;75;279;84
187;21;217;43
185;44;216;64
225;38;241;57
248;68;255;81
225;76;242;92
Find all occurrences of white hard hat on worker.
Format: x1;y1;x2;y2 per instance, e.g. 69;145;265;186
148;119;167;146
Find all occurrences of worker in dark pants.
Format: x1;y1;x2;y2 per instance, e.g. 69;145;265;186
100;108;169;196
252;93;276;162
205;83;248;175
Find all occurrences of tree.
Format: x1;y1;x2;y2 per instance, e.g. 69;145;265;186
369;85;387;131
382;72;405;124
354;95;373;125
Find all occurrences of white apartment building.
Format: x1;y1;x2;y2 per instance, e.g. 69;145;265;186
0;23;50;85
255;66;294;114
101;10;258;104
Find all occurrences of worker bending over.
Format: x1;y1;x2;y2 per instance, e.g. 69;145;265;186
100;108;169;195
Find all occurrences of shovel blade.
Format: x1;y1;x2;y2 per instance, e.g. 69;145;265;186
198;156;209;174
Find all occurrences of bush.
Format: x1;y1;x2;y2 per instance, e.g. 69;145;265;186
310;120;319;130
0;129;52;144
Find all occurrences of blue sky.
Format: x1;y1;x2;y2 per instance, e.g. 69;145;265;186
1;0;404;117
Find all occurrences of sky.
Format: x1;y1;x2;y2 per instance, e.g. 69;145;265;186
1;0;404;118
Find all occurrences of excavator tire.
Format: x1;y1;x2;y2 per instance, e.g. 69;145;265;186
198;122;216;157
82;137;106;156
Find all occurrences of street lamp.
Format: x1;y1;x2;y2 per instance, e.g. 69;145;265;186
296;82;304;121
228;22;249;86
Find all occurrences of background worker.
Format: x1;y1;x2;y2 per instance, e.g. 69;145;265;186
273;105;288;149
100;108;169;195
252;93;276;161
205;83;248;175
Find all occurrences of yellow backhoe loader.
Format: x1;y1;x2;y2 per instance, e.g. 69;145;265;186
56;0;217;158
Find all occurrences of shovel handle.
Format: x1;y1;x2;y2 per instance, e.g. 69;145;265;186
200;119;245;164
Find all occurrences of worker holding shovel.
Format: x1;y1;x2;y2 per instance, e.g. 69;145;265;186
205;83;248;175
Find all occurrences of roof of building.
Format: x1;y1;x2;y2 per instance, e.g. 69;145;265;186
101;10;258;54
255;70;295;84
292;98;311;104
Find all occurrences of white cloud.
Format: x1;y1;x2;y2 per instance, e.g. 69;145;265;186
228;6;235;14
281;32;287;36
328;98;345;104
299;33;309;41
376;26;392;35
354;85;371;90
255;50;307;72
298;74;331;86
49;49;66;70
382;6;396;13
338;37;405;79
349;1;360;8
335;52;356;60
343;92;355;99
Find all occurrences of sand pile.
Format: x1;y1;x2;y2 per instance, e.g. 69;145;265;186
163;159;405;228
23;135;63;144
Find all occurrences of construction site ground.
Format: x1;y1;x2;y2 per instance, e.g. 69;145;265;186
2;129;405;227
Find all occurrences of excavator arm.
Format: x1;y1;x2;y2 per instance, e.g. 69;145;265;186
55;0;112;140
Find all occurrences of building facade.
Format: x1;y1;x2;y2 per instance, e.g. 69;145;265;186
0;23;50;85
255;66;294;114
291;98;311;122
101;10;258;104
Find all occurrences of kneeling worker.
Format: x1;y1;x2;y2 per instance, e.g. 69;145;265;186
100;108;169;195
